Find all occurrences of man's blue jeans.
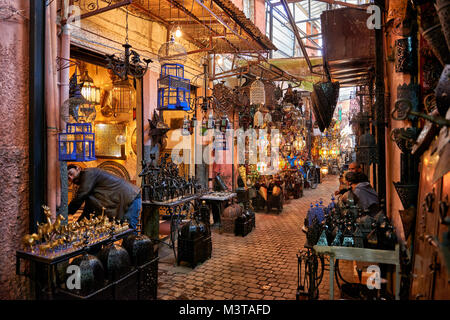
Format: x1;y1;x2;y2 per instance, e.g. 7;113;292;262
123;193;142;229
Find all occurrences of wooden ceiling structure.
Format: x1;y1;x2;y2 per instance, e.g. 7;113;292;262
69;0;308;84
129;0;276;54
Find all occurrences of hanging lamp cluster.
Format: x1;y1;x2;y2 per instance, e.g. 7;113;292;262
106;6;152;81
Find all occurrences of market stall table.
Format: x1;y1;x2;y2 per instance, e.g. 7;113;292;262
141;194;202;263
200;192;237;227
313;244;401;300
16;229;139;300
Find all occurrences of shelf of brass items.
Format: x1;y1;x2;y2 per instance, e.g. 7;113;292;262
391;98;450;127
16;229;134;266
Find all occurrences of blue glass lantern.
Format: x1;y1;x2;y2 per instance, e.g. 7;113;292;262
58;123;96;162
157;63;191;110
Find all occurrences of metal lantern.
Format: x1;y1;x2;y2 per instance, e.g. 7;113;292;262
250;79;266;105
58;123;96;162
356;133;379;165
207;112;215;129
59;70;96;162
157;63;191;111
158;35;187;65
80;70;101;105
111;77;135;116
61;71;96;123
182;116;191;136
106;9;152;80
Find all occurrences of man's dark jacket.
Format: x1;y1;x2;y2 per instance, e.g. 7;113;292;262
68;168;140;220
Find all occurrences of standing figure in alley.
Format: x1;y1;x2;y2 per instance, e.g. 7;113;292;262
67;164;142;229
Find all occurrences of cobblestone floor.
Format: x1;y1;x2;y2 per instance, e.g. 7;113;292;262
157;175;355;300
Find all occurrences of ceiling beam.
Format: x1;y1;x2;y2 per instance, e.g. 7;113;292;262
313;0;365;9
279;0;313;71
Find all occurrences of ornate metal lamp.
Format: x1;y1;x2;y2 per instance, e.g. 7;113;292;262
356;132;379;165
80;70;100;105
106;7;152;80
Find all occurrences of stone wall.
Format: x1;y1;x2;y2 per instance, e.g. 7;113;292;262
0;0;31;299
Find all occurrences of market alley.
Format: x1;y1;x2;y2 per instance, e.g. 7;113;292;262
157;175;354;300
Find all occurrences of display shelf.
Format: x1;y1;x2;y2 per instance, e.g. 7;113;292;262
15;229;158;300
16;229;134;266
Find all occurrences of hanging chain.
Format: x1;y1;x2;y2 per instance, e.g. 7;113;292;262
125;5;129;44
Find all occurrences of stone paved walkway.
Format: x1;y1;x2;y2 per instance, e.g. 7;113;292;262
157;175;355;300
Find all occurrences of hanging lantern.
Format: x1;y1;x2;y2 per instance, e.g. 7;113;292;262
111;77;135;116
356;133;379;165
59;123;96;162
80;70;100;105
207;112;215;129
250;79;266;105
280;158;287;170
61;71;96;123
257;161;267;173
320;166;329;175
157;36;190;111
182;116;191;136
220;115;229;133
283;143;292;154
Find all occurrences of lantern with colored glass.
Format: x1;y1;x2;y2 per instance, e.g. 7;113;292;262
320;166;329;176
257;161;267;173
278;158;284;170
283;142;292;154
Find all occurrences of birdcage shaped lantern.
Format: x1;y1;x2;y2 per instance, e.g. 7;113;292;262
157;36;190;111
58;123;95;162
157;63;191;110
111;77;135;116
